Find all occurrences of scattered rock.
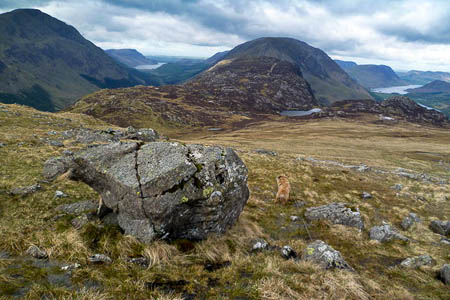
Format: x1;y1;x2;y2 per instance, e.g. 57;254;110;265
254;149;277;156
61;141;249;243
391;184;403;191
361;192;372;199
71;214;91;229
61;263;81;271
56;200;97;215
126;257;149;268
290;216;299;222
88;254;112;264
400;255;434;268
48;140;64;147
55;190;67;198
42;156;75;180
9;184;41;196
281;245;297;260
441;264;450;285
430;220;450;236
369;222;409;242
305;202;364;230
26;245;48;259
302;240;353;270
251;239;270;252
401;213;421;230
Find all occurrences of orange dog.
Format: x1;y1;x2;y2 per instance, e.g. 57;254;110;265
276;174;290;205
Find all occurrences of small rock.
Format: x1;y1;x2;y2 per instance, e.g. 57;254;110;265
26;245;48;259
391;184;403;191
71;214;90;229
61;263;81;271
48;140;64;147
400;255;434;268
251;239;269;252
55;191;67;198
401;213;421;230
254;149;277;156
290;216;299;222
369;222;409;242
357;165;370;172
430;220;450;236
305;202;364;230
56;200;97;215
441;264;450;285
361;192;372;199
126;257;149;268
88;254;112;264
440;238;450;245
302;240;353;270
48;130;58;135
0;142;6;148
281;246;297;260
62;150;73;156
9;184;41;196
293;201;306;208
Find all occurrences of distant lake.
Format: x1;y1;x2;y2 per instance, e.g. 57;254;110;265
280;108;322;117
371;85;422;94
135;63;166;70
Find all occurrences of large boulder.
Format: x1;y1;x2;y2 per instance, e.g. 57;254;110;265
305;202;364;230
49;141;249;243
430;220;450;236
441;264;450;285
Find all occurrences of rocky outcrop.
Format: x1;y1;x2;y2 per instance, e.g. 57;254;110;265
369;223;409;242
400;255;434;268
305;202;364;229
430;220;450;236
9;184;40;196
26;245;48;259
401;213;421;231
45;141;249;243
302;240;353;270
441;264;450;285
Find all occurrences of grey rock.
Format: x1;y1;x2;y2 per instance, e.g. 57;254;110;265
43;156;75;180
55;190;67;198
62;150;73;156
0;142;6;148
56;200;97;215
441;264;450;285
254;149;277;156
26;245;48;259
369;223;409;242
401;213;421;230
400;255;434;268
9;184;40;196
61;263;81;271
48;140;64;147
302;240;353;270
63;141;249;243
251;239;269;252
440;238;450;245
88;254;112;264
71;214;91;229
430;220;450;236
126;128;159;142
361;192;372;199
290;216;300;222
101;212;119;226
126;257;149;267
281;245;297;260
47;130;58;135
293;201;306;208
357;165;370;172
305;202;364;230
392;184;403;191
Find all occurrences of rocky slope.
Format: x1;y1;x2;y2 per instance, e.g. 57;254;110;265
222;37;372;104
345;64;406;88
105;49;158;67
0;9;158;111
70;57;318;129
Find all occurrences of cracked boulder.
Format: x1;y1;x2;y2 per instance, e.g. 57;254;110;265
305;202;364;230
302;240;353;270
61;141;249;243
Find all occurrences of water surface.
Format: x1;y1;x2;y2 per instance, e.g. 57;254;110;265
135;63;166;70
280;108;322;117
371;85;422;94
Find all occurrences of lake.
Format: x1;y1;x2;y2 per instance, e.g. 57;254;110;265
280;108;322;117
371;85;422;94
135;63;166;70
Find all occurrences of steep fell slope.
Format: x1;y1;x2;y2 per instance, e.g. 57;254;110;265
105;49;158;67
0;9;158;111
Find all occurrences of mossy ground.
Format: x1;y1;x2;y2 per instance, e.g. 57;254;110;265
0;104;449;299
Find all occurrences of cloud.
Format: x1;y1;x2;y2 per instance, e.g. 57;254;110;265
1;0;450;70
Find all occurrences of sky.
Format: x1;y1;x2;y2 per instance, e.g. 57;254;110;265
1;0;450;71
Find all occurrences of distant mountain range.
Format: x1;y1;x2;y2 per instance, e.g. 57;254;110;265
0;9;158;111
335;60;406;88
398;70;450;85
407;80;450;94
105;49;157;67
